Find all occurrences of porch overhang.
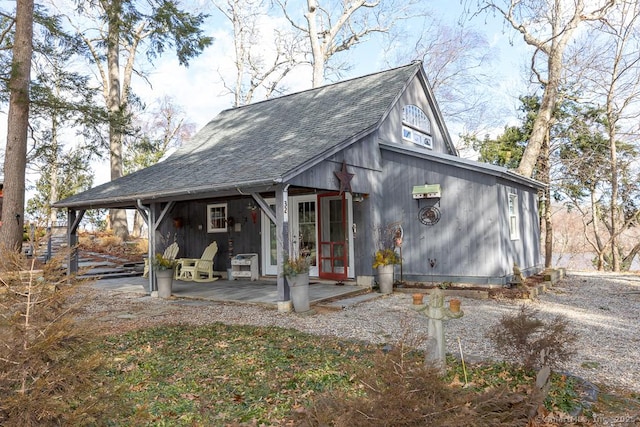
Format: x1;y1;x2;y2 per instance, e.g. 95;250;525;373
53;179;279;210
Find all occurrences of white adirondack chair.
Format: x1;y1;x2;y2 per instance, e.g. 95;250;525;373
143;242;179;278
176;241;218;282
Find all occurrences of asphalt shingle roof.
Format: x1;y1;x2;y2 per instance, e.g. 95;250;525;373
55;62;421;209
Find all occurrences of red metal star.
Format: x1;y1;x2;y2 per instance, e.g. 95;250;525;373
334;161;354;195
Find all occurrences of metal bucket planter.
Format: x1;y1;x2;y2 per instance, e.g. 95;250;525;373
156;269;174;298
287;273;310;312
377;264;394;294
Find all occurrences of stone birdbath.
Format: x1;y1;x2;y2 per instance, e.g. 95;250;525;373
412;288;464;371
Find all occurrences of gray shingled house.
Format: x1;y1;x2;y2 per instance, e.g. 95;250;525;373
54;62;544;298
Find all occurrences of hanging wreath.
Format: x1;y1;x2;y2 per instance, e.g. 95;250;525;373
418;206;440;226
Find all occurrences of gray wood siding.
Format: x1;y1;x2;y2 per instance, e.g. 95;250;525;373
497;182;543;276
287;133;381;193
377;75;452;155
370;149;541;284
156;198;262;273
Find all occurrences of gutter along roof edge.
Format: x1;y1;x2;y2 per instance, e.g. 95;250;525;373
53;178;280;209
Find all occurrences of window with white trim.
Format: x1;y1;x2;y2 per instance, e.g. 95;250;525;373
207;203;228;233
508;193;519;240
402;105;432;149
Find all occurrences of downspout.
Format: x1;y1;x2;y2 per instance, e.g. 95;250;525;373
137;199;153;294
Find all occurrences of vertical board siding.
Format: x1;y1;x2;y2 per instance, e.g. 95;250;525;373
287;134;381;193
377;149;542;284
159;198;263;274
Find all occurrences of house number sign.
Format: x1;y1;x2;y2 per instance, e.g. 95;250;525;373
418;206;440;226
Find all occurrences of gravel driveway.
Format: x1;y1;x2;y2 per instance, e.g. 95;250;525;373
80;270;640;393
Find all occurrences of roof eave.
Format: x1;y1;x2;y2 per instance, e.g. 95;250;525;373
54;179;280;210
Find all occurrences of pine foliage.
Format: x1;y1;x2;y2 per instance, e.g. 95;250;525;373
0;248;121;426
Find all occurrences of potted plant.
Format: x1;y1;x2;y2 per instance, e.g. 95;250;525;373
282;254;311;312
153;253;177;298
372;248;401;294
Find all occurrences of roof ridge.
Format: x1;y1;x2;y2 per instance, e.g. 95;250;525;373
220;62;422;113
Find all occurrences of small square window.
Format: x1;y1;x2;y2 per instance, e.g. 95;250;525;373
207;203;227;233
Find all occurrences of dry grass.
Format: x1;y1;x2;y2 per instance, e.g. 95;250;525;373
294;341;536;426
0;249;123;426
78;230;146;262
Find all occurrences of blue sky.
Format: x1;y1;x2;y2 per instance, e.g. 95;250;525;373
134;0;533;133
1;0;534;190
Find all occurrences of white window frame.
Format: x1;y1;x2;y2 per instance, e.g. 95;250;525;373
403;105;431;132
508;193;519;240
402;105;432;149
207;203;228;233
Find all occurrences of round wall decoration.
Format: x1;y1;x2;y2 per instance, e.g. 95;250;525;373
418;206;440;226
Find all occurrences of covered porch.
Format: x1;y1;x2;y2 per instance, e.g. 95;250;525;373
91;275;371;308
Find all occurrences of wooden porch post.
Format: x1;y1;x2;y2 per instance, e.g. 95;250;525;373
148;203;157;293
66;208;85;276
144;201;175;294
275;184;290;301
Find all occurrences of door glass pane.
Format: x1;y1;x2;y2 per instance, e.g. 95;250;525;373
298;201;317;266
269;217;277;267
329;199;344;241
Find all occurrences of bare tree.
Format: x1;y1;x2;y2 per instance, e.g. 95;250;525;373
569;1;640;271
124;96;195;174
124;96;195;237
1;0;34;251
278;0;421;87
386;15;498;141
213;0;302;106
469;0;617;178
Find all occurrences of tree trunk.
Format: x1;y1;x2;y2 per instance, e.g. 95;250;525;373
48;118;60;227
589;191;605;271
544;188;553;268
1;0;34;251
48;160;59;226
131;210;146;238
538;127;553;268
516;40;566;178
608;121;619;271
306;0;324;87
106;0;129;239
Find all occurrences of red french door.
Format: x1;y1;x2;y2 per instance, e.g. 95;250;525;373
318;193;348;280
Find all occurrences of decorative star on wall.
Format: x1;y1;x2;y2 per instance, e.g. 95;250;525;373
334;160;354;195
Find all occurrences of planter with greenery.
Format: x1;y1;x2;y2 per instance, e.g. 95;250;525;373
283;254;311;312
373;248;401;294
153;253;177;298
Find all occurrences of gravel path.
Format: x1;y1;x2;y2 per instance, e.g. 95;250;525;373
79;271;640;393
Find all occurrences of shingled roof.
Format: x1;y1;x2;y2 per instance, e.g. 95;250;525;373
55;62;424;209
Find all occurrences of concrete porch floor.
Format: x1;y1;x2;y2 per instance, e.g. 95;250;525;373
91;275;369;308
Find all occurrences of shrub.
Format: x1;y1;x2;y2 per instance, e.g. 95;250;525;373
282;253;311;277
485;304;577;370
0;247;123;426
